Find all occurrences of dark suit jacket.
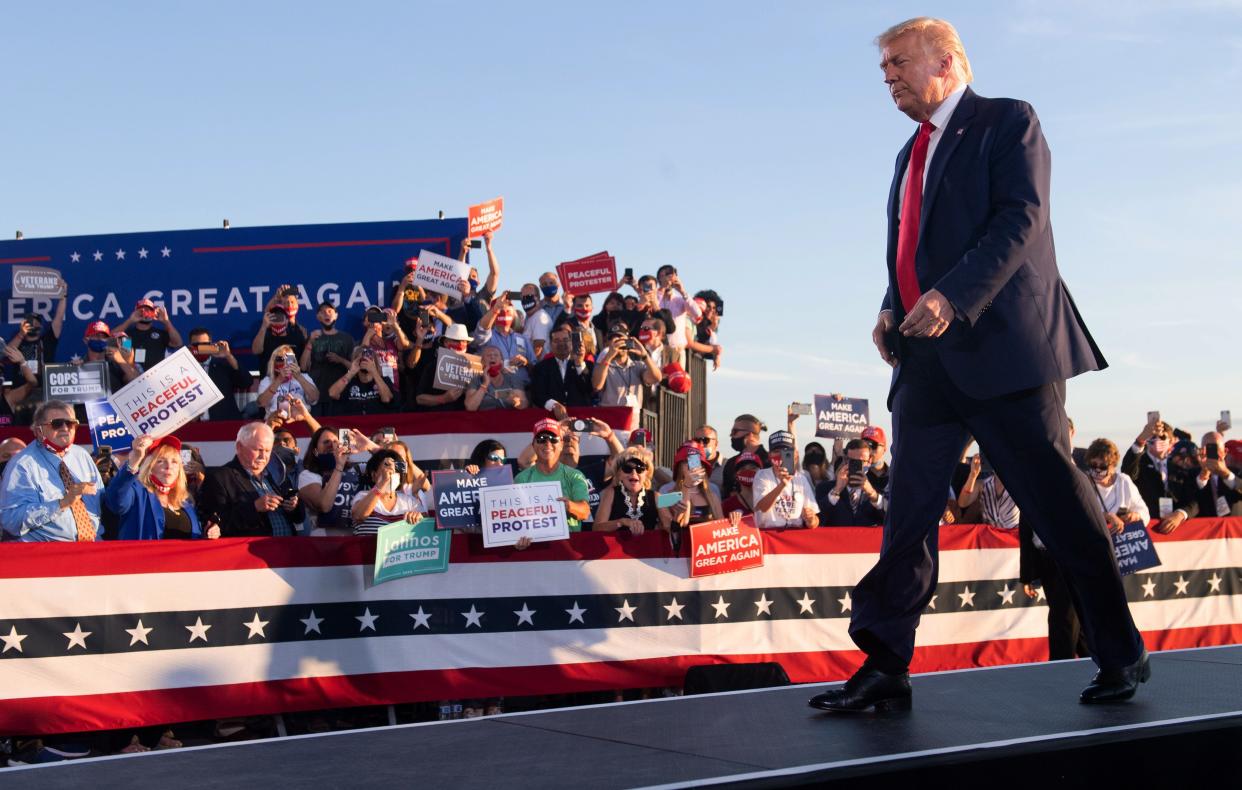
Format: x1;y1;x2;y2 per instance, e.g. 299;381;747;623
198;457;305;537
203;357;253;421
882;87;1106;404
1120;448;1199;518
814;480;884;527
1191;475;1242;518
529;356;594;408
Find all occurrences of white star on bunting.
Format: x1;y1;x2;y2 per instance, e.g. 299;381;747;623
126;619;153;646
185;617;212;643
300;610;324;635
927;594;938;610
356;608;379;631
796;592;815;614
243;613;269;639
1141;577;1157;598
1208;573;1222;593
997;584;1016;606
838;591;852;612
615;599;637;622
461;605;484;628
1;626;27;654
663;597;685;621
70;252;81;263
711;595;731;619
514;603;536;626
63;623;92;650
566;601;586;624
1174;575;1189;595
1035;586;1046;602
754;594;774;616
958;586;976;608
409;607;432;630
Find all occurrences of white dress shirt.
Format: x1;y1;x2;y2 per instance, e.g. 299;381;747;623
897;84;968;211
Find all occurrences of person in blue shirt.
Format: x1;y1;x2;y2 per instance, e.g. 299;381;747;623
0;400;104;542
104;434;219;540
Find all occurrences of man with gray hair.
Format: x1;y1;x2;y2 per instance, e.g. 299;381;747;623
198;421;304;537
0;401;104;542
810;17;1146;713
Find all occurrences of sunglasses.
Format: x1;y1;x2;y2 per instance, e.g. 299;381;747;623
619;461;648;473
44;418;79;430
487;454;505;463
692;436;714;444
535;435;560;445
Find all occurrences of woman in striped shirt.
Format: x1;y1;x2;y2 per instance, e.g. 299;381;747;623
349;449;424;535
957;453;1020;530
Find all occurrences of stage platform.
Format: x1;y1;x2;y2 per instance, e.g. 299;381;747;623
6;645;1242;788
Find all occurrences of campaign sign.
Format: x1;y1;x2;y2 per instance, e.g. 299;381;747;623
480;482;570;547
467;197;504;238
813;394;870;440
373;517;451;585
44;361;111;403
433;347;483;390
12;266;65;298
84;398;135;454
109;347;224;437
556;252;616;295
688;516;764;578
1112;521;1161;576
414;250;471;298
431;465;514;532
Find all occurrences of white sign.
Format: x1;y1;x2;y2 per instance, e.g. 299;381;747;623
413;250;471;298
479;482;570;547
109;346;224;437
12;266;66;298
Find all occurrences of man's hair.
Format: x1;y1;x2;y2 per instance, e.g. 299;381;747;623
876;17;973;84
1085;438;1120;468
187;327;211;340
32;400;73;426
845;438;869;454
733;414;764;433
237;421;273;447
317;301;337;311
694;289;722;309
656;264;676;278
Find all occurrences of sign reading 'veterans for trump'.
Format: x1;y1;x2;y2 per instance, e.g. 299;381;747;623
688;516;764;577
11;266;66;298
467;197;504;239
479;482;570;548
109;347;224;437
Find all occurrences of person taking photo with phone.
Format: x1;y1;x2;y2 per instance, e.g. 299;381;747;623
187;328;252;421
752;430;819;529
818;439;884;527
255;343;319;418
591;322;661;409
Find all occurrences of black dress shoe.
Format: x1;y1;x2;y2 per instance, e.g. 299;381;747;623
1080;650;1151;704
808;666;912;713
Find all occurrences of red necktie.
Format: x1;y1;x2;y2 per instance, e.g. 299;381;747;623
896;121;935;312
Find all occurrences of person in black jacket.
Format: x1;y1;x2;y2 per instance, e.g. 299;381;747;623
1120;417;1200;533
817;439;885;526
1191;430;1242;518
529;325;593;410
187;328;253;421
198;422;305;537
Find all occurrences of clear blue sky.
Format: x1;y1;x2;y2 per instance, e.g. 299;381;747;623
2;1;1239;447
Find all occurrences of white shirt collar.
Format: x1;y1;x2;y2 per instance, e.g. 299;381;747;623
928;84;967;131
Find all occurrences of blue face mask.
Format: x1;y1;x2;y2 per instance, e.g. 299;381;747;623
87;339;108;353
540;283;559;299
468;277;480;292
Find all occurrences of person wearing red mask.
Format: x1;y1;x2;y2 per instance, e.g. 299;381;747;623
415;324;471;411
0;400;105;542
560;294;598;358
115;297;184;369
465;346;529;411
473;293;533;385
185;328;251;421
104;434;219;540
252;286;309;372
256;343;320;418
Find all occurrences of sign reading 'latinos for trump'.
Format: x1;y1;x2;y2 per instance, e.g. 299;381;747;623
109;347;223;437
373;517;451;584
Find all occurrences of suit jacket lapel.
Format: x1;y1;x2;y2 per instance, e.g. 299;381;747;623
918;87;977;237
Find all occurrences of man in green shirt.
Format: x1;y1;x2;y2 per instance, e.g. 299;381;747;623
515;417;592;531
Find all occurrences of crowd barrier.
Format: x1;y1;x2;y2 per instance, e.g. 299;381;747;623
1;518;1239;735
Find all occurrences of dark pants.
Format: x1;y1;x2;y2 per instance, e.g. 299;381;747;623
1036;548;1089;661
849;339;1144;672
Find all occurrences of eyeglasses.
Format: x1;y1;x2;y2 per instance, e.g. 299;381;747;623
44;418;79;430
535;435;560;445
619;461;648;473
487;454;505;463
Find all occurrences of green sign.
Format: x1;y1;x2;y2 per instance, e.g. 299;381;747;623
373;517;451;585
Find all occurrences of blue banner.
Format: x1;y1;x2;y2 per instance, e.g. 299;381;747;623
814;394;870;440
84;398;135;454
431;466;514;532
0;218;467;363
1112;521;1161;576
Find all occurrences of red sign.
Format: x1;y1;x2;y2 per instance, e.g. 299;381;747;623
557;251;617;296
688;516;764;577
467;197;504;238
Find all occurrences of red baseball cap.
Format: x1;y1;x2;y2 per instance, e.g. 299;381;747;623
404;257;419;271
662;362;692;394
134;298;156;311
674;442;702;466
861;426;887;445
84;320;110;337
148;435;182;453
532;417;561;439
628;428;652;447
1226;440;1242;466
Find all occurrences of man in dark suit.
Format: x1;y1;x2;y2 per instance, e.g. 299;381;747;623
816;440;885;527
1121;420;1201;532
809;17;1147;714
198;422;304;537
529;325;594;410
1190;431;1241;518
187;329;253;421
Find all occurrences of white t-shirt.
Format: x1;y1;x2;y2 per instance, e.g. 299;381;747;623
751;468;819;528
257;376;315;413
522;308;554;351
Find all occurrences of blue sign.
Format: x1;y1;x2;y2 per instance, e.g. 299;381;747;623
814;394;870;440
431;466;514;531
1112;521;1161;575
373;518;451;585
0;218;467;364
84;398;134;454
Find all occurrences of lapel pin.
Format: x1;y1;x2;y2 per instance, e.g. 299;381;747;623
956;128;965;135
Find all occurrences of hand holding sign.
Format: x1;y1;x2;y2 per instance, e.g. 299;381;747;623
467;197;504;239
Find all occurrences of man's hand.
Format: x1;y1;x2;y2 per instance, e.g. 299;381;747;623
833;462;850;494
60;481;97;510
205;522;222;540
1154;511;1186;534
214;340;233;359
872;311;897;367
254;493;283;512
155;305;171;324
899;289;956;338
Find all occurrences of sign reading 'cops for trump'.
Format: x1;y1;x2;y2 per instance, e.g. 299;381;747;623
109;347;223;437
813;394;870;440
44;362;111;403
479;482;570;548
413;250;471;299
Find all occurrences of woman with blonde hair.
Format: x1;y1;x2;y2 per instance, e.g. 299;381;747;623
595;446;659;535
256;342;319;417
104;434;219;540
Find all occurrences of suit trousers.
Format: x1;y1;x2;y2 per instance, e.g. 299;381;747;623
1035;547;1090;661
848;337;1144;671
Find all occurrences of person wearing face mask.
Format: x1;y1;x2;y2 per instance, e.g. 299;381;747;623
359;306;408;390
0;401;104;542
720;452;762;515
686;289;724;371
350;449;424;535
115;298;184;370
329;347;396;415
0;346;38;427
752;431;819;529
6;299;64;385
817;440;885;527
199;422;304;537
301;302;355;414
415;324;472;411
474;293;533;380
626;275;676;338
722;414;769;496
104;434;219;540
1081;439;1151;532
1193;431;1242;518
252;287;309;373
592;291;628;349
529;325;594;410
558;294;598;357
442;235;498;333
186;328;251;421
256;343;319;418
298;426;368;536
1121;416;1199;532
80;321;140;392
465;346;529;411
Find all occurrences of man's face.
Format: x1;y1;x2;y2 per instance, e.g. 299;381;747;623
640;321;662;347
275;431;297;453
37;408;78;446
693;428;718;460
318;305;337;326
22;319;42;339
573;296;592;318
549;331;572;359
237;433;274;475
520;285;540;310
539;273;559;295
189;332;210;348
847;446;873;464
136;307;156;324
534;431;562;464
282;294;299;317
657;267;676;288
444;337;468;353
880;33;951;122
